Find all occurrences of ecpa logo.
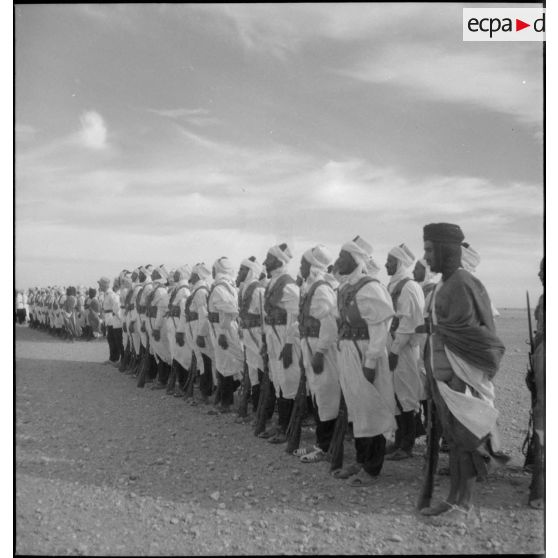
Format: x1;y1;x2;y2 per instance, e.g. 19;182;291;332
463;8;545;41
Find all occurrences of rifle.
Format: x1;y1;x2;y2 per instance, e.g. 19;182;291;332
254;293;273;436
327;393;348;472
237;346;252;418
285;356;307;454
417;395;441;510
136;328;150;388
522;291;537;469
182;351;197;399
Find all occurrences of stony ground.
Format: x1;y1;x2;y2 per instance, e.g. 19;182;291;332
15;309;544;555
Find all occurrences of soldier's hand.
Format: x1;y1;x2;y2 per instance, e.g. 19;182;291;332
152;329;161;342
388;352;399;371
311;351;325;374
175;332;185;347
363;366;376;384
280;343;293;369
218;333;229;350
140;322;146;333
196;335;206;348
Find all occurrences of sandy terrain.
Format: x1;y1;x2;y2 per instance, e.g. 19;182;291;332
15;309;544;555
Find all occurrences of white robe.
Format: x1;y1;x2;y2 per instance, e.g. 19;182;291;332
263;268;301;400
299;275;341;422
149;284;172;365
167;281;192;370
388;277;425;413
337;267;397;438
206;276;243;378
239;280;266;386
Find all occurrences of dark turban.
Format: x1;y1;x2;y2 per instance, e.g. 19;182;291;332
423;223;465;244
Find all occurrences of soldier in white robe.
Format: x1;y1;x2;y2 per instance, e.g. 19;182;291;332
296;245;341;463
166;265;192;396
148;266;173;389
259;243;301;444
385;244;425;460
333;236;396;487
186;263;215;403
236;257;266;416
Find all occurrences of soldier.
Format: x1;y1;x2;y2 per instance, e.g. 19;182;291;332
148;266;173;389
136;265;159;386
385;244;425;461
236;256;267;418
419;222;506;522
528;257;544;509
332;236;396;487
259;243;301;444
295;245;341;463
187;263;215;404
99;276;122;367
166;265;192;396
204;257;244;414
118;273;133;371
125;269;144;375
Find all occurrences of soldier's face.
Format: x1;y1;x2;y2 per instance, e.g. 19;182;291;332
138;271;147;283
173;270;181;283
334;250;357;276
299;257;311;280
263;253;282;277
236;265;249;287
423;241;438;272
385;255;398;276
413;261;426;282
538;259;545;286
189;272;200;285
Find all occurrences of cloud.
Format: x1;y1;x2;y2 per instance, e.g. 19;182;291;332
339;42;542;128
79;111;108;149
146;107;220;127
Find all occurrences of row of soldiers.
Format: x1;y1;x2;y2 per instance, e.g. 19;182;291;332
23;223;544;520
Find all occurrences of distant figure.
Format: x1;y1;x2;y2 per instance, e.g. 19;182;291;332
15;290;27;324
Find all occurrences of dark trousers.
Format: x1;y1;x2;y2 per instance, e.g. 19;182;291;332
311;400;336;452
216;372;236;407
355;435;386;476
174;360;188;389
251;369;264;413
107;326;123;362
394;411;417;453
277;395;294;432
156;360;171;385
16;309;26;324
199;353;214;398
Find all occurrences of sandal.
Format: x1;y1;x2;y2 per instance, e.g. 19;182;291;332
293;446;315;458
348;470;379;488
300;448;326;463
420;500;452;516
332;463;361;479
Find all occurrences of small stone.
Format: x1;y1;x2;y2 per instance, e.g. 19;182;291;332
218;503;226;509
387;535;403;543
210;491;220;501
170;517;179;525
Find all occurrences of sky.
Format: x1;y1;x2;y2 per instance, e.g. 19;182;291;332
14;3;544;307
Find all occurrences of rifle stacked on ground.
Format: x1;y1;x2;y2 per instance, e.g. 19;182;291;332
285;357;307;454
327;393;348;472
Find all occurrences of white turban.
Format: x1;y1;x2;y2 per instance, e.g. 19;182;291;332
241;258;263;285
154;265;169;281
175;264;192;281
303;245;333;272
268;244;293;264
366;256;381;277
341;235;373;267
213;256;235;278
461;244;481;273
120;276;133;289
389;243;415;269
192;262;211;281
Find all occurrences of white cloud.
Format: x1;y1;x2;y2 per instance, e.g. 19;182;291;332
79;111;108;150
339;42;542;127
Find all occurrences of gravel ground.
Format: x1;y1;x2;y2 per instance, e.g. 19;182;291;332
15;309;544;555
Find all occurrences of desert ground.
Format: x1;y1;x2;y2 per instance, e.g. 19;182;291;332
15;309;544;555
